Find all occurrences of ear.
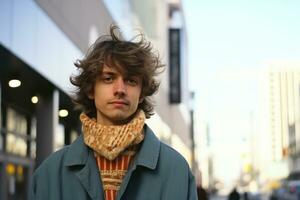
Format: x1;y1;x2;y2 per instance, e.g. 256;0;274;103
139;96;144;104
87;91;94;100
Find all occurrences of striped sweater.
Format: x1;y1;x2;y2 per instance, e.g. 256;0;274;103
94;148;137;200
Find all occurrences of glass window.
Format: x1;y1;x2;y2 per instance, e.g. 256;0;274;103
54;124;65;151
6;107;27;157
0;132;2;151
6;163;27;200
70;130;79;143
30;117;37;158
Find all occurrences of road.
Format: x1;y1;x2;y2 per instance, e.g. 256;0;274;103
210;195;226;200
209;193;269;200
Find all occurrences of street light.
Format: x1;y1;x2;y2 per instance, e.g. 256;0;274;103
8;79;21;88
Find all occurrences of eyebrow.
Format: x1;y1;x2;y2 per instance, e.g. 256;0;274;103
101;69;141;79
101;70;118;75
102;71;115;75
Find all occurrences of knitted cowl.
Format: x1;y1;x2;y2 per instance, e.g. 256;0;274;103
80;110;145;160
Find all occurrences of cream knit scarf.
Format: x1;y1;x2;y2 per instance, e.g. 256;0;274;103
80;110;145;160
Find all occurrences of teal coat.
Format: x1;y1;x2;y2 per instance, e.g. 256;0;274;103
30;125;197;200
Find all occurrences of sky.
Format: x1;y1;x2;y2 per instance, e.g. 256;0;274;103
182;0;300;185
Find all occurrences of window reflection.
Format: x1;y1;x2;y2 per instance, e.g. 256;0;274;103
6;134;27;157
6;107;27;157
54;124;65;151
6;163;27;200
30;118;37;158
0;133;3;151
70;130;78;143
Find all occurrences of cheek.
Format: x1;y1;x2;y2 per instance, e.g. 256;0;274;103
93;88;106;105
135;88;143;102
93;84;107;97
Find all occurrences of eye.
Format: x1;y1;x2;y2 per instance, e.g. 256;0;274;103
102;75;114;83
126;77;139;86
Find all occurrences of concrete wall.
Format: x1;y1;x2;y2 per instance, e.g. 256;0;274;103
35;0;114;52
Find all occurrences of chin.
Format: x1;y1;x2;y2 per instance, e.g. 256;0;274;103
110;114;134;124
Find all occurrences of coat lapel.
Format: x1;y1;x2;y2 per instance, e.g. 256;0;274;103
65;135;104;200
65;126;161;200
116;125;161;200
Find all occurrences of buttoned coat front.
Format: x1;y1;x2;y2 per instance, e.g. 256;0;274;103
29;125;197;200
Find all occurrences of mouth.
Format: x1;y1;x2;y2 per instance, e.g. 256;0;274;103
109;100;129;106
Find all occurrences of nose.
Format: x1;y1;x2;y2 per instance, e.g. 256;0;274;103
113;78;126;96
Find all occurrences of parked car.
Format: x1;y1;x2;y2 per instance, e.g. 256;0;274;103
270;187;286;200
282;180;300;200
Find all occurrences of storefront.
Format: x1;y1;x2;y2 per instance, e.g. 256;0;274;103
0;44;80;200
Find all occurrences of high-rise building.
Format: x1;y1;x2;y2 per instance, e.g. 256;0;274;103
258;63;300;183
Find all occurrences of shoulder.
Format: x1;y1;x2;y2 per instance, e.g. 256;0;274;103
143;125;190;170
30;145;71;197
34;145;70;176
145;129;197;197
159;142;191;171
34;134;88;176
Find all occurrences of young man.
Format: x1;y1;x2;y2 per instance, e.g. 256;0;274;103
30;25;197;200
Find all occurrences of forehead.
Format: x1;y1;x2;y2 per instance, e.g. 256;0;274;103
101;64;141;78
102;65;119;73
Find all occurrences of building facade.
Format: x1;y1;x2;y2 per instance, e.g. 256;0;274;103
0;0;194;199
258;63;300;186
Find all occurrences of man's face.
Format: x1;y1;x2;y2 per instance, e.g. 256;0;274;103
89;65;143;125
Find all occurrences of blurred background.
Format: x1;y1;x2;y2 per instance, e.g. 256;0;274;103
0;0;300;200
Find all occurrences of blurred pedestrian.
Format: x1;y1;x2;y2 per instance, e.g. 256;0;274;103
228;187;240;200
269;192;278;200
197;185;209;200
243;191;249;200
29;25;197;200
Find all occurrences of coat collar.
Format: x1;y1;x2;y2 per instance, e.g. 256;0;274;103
63;124;160;200
64;124;161;170
134;125;160;169
64;133;104;200
64;134;88;166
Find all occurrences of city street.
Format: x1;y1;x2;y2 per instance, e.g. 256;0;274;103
1;1;299;200
210;195;226;200
209;193;269;200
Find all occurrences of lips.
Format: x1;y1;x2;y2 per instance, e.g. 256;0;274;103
109;100;129;105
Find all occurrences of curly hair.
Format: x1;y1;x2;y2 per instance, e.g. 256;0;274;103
70;25;164;119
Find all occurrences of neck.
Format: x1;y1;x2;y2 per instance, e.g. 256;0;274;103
96;113;137;126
